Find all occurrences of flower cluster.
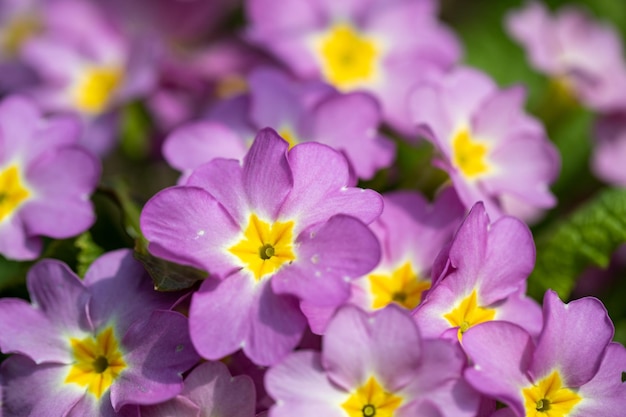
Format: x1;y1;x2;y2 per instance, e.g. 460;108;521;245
0;1;624;417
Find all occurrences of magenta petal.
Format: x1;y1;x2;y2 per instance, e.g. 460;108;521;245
112;311;199;409
463;322;533;416
265;350;347;417
576;343;626;416
189;274;255;361
530;290;614;387
1;355;81;417
242;128;292;219
182;362;256;417
323;305;422;392
140;186;240;275
272;214;380;307
244;279;307;366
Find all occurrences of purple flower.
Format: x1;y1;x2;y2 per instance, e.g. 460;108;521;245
142;128;382;365
412;202;542;342
164;68;395;181
266;305;479;417
506;1;626;112
20;0;158;155
141;361;256;417
0;95;99;260
592;112;626;187
0;250;199;416
246;0;461;133
463;290;625;417
302;188;464;334
411;67;559;220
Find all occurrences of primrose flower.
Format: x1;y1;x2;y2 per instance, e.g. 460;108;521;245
411;67;559;220
412;202;543;342
463;290;626;417
246;0;461;133
302;188;464;334
141;361;256;417
141;128;382;365
506;1;626;112
0;250;199;416
20;0;158;155
592;112;626;187
266;305;479;417
164;67;395;182
0;95;99;260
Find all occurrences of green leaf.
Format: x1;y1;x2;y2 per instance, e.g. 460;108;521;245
119;101;152;160
133;245;208;292
528;188;626;300
75;232;104;278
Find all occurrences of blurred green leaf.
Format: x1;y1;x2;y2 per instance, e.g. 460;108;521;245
0;257;32;293
75;232;104;278
528;188;626;300
119;101;152;160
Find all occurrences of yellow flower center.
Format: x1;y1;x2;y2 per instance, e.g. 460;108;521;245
341;377;403;417
0;165;30;223
368;262;430;310
228;214;296;280
65;327;127;399
451;129;490;179
278;128;299;149
73;66;123;115
1;15;41;56
443;290;496;340
522;371;582;417
316;23;379;90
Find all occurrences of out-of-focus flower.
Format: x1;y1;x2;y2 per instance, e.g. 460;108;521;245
463;290;625;417
141;129;382;365
411;67;559;220
164;68;394;182
302;188;464;334
506;1;626;112
0;95;99;260
592;112;626;187
246;0;461;133
0;250;199;416
141;361;256;417
266;305;479;417
21;0;159;155
412;202;542;342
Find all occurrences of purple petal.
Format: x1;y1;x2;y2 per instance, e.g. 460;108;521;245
83;249;179;334
0;260;90;363
0;214;42;260
182;361;256;417
187;158;248;225
272;214;380;307
21;147;99;238
280;142;383;229
265;350;347;417
323;305;422;392
463;321;534;416
111;311;200;409
530;290;614;387
1;355;81;417
140;186;240;276
576;342;626;417
189;273;256;361
243;128;292;219
140;397;200;417
448;202;489;283
244;279;307;366
248;68;303;129
163;121;247;174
